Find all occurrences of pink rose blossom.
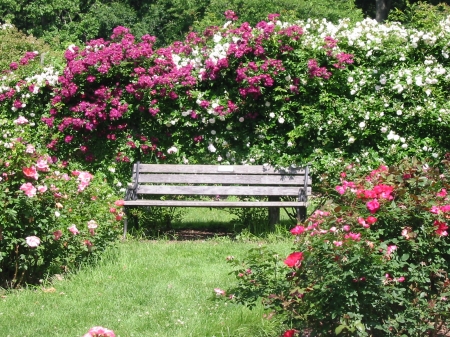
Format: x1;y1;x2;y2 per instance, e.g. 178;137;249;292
342;225;351;232
53;230;63;240
83;326;115;337
290;225;305;235
68;225;79;235
335;185;346;195
366;199;380;214
114;199;125;206
37;185;47;193
333;241;343;247
437;188;447;197
25;236;40;248
25;144;35;153
396;276;405;283
430;205;441;214
284;252;304;268
20;183;37;197
214;288;226;296
14;116;29;125
22;166;38;180
345;232;361;241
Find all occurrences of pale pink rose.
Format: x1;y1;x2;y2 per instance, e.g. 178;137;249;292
342;225;351;232
333;241;343;246
78;171;93;184
25;236;40;247
25;144;35;153
37;185;47;193
36;158;49;172
14;116;29;125
20;182;37;197
386;245;397;257
87;220;98;229
68;225;79;235
214;288;226;296
61;173;70;181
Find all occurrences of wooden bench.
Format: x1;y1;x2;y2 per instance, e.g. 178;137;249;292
123;163;311;237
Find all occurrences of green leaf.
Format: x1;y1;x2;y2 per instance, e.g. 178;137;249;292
335;325;346;335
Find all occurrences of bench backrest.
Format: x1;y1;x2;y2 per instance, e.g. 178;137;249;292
127;163;311;199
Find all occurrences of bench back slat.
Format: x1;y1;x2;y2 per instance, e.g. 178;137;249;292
137;185;312;196
137;173;310;185
135;164;307;175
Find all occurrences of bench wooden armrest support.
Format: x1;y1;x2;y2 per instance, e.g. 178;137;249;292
122;162;312;238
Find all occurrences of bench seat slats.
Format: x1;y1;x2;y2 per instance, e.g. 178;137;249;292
136;164;306;175
136;185;312;196
124;200;307;207
136;173;310;185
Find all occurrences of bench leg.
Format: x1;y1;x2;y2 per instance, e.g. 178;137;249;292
268;196;280;231
123;207;128;240
297;206;307;223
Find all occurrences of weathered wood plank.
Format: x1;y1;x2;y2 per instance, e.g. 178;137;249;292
136;185;311;196
137;173;311;185
134;164;307;175
124;200;307;207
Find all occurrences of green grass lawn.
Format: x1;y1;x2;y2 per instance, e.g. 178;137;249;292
0;239;293;337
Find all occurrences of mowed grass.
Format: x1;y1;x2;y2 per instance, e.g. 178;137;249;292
0;239;293;337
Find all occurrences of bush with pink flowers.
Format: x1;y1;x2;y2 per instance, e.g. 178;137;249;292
227;158;450;336
0;116;122;288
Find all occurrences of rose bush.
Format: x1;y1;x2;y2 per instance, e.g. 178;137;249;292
2;13;450;186
0;115;122;288
227;158;450;336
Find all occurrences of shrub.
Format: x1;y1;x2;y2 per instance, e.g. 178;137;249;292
227;158;450;336
0;116;122;288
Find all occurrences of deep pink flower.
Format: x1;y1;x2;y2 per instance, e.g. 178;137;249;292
430;205;441;214
53;230;63;240
335;185;345;195
434;220;449;236
366;216;377;225
345;232;361;241
290;225;305;235
83;326;115;337
283;330;296;337
284;252;303;268
437;188;447;197
366;199;380;214
224;10;238;21
396;276;406;283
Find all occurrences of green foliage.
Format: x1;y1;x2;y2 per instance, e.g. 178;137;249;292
194;0;363;33
226;159;450;335
0;24;52;72
388;1;450;30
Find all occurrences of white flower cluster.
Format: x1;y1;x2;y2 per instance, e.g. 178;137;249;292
0;23;13;30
